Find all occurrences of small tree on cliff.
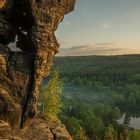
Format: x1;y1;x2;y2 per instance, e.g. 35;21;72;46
40;68;63;121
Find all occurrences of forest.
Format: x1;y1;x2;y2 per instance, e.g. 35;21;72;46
42;55;140;140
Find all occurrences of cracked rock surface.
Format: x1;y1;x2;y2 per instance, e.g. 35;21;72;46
0;118;72;140
0;0;76;139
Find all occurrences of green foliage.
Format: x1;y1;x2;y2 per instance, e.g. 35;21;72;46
50;55;140;139
65;117;82;135
104;124;116;140
54;55;140;110
73;127;89;140
39;68;63;120
64;117;89;140
54;55;140;85
63;100;140;140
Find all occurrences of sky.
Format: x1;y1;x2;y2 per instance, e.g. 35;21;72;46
56;0;140;56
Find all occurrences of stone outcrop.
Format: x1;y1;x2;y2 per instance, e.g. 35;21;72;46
0;0;76;139
0;118;72;140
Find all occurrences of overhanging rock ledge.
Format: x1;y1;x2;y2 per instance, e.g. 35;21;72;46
0;0;76;139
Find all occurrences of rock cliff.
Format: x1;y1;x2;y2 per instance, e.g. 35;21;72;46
0;0;76;139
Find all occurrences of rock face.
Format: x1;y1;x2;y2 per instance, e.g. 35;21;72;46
0;0;76;139
0;118;72;140
0;44;33;128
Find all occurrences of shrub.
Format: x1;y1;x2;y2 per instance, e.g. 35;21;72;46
40;68;63;121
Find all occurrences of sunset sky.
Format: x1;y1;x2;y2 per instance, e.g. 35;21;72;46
56;0;140;56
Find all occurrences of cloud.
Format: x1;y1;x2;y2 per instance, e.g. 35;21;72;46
95;42;115;46
68;45;88;50
57;37;77;48
57;42;140;56
101;23;109;29
64;21;71;26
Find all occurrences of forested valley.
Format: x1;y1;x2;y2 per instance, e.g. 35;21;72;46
43;55;140;140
